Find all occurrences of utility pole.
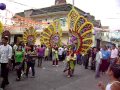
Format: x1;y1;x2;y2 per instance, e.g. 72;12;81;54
72;0;75;7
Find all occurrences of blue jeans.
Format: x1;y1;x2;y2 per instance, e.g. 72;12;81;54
26;61;35;77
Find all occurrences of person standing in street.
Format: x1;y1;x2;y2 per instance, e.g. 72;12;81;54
91;47;97;70
44;47;49;61
52;47;59;66
95;48;102;78
58;46;64;61
110;44;118;65
37;45;45;67
0;37;12;89
101;46;110;73
26;45;36;78
15;46;25;81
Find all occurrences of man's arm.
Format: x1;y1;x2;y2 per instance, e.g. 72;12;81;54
8;46;12;63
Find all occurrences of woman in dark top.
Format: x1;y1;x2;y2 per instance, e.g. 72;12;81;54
91;47;97;70
26;45;36;78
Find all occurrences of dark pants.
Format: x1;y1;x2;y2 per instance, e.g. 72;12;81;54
1;63;9;89
44;56;48;61
22;60;25;72
67;62;74;77
26;62;35;77
11;55;16;70
38;56;43;67
91;60;96;70
58;55;63;61
53;60;58;65
85;58;89;69
16;62;22;79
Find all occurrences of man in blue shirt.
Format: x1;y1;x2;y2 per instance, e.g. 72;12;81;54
101;46;110;72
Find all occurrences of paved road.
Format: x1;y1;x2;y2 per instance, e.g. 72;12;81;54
3;61;108;90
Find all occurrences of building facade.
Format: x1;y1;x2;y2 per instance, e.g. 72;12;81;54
11;0;101;45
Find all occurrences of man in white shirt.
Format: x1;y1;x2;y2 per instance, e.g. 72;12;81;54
0;37;12;89
95;48;102;78
58;47;64;61
110;44;118;65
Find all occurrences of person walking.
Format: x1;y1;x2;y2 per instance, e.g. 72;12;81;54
91;47;97;70
44;47;49;61
101;46;110;73
110;44;118;65
15;46;25;81
65;49;76;78
58;46;64;61
26;45;36;78
37;45;45;67
52;47;59;66
0;37;12;89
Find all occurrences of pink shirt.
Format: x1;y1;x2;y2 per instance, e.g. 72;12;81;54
110;48;118;58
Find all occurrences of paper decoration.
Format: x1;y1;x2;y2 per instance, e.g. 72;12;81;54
40;19;62;48
68;7;93;54
0;21;3;34
23;27;37;45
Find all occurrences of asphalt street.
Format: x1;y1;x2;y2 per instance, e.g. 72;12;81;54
1;61;109;90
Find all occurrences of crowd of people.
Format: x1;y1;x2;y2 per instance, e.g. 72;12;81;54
0;36;120;90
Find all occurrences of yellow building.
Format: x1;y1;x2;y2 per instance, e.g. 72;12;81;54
11;0;101;45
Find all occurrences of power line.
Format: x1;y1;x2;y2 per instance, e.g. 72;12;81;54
6;0;37;9
5;0;47;13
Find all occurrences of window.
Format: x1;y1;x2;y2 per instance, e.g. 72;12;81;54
60;18;66;27
45;19;47;21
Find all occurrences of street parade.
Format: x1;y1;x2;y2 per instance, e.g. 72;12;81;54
0;0;120;90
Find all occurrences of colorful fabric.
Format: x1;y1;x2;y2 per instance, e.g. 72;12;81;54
68;54;77;69
55;50;58;60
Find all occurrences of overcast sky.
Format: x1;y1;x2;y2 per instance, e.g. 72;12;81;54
0;0;120;30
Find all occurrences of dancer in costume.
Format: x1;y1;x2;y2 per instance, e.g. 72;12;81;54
23;27;37;45
63;48;76;77
63;7;94;77
52;46;59;66
40;19;62;50
40;19;62;65
23;27;37;78
67;8;93;55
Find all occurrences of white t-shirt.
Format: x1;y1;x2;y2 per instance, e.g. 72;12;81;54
95;51;102;63
13;44;18;51
106;81;120;90
58;47;64;55
0;44;12;63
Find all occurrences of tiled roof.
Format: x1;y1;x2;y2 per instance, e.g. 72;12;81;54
16;12;24;17
31;4;85;16
14;4;101;27
15;4;86;16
